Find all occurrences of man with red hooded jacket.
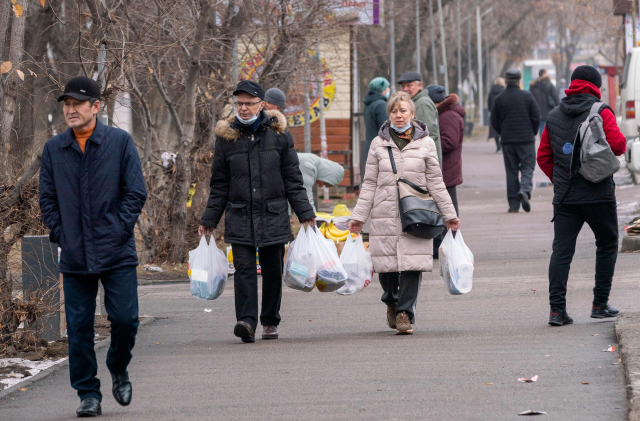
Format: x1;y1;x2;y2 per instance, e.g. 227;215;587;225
537;66;626;327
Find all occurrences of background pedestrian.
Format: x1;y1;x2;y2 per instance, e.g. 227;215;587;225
264;87;286;112
363;76;390;179
490;68;540;213
488;77;506;153
530;69;560;136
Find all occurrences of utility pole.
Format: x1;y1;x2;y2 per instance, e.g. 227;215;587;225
476;6;484;125
437;0;448;93
456;0;462;93
416;0;421;74
390;0;396;92
303;58;311;153
429;0;438;84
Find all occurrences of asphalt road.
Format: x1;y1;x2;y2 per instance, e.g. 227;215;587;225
1;136;639;421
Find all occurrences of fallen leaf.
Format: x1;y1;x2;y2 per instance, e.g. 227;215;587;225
11;0;16;4
592;334;599;336
148;67;153;74
16;69;24;80
1;61;12;74
39;0;45;8
518;410;547;416
28;69;36;77
581;381;589;384
155;342;161;345
13;4;23;17
18;388;27;391
618;358;622;362
485;382;494;385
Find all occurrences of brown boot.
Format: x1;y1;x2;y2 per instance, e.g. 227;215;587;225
234;321;255;343
396;313;413;335
387;303;397;329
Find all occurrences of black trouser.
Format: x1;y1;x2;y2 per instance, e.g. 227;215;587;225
379;271;422;323
232;243;285;329
433;186;459;255
548;203;618;310
64;266;139;402
501;142;535;210
492;136;502;151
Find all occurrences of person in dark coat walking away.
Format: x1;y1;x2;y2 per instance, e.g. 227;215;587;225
199;81;316;343
428;85;465;256
537;65;626;327
490;69;541;213
530;69;560;135
487;77;506;153
362;77;390;178
39;76;147;417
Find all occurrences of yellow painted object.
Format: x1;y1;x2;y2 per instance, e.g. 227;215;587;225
315;212;333;219
332;204;352;217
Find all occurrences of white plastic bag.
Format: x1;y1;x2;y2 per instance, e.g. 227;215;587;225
439;230;473;295
189;236;228;300
309;227;347;292
284;226;317;292
337;234;373;295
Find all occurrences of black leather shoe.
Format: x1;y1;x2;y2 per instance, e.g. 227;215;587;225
234;321;255;343
518;192;531;212
549;309;573;326
76;397;101;417
508;208;519;213
111;371;132;406
591;304;620;319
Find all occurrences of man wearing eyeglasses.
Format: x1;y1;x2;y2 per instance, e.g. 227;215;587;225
199;80;315;343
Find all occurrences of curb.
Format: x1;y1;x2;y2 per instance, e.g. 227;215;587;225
137;278;188;286
615;312;640;421
0;316;157;402
621;235;640;253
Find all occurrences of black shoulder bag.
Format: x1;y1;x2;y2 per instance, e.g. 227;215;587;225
387;146;446;239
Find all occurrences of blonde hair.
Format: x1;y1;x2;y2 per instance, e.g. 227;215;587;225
494;77;506;87
386;91;415;116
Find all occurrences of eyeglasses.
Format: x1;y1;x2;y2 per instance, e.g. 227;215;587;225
235;100;262;108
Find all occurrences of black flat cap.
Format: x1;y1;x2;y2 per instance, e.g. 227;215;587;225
571;65;602;88
426;85;446;103
505;68;522;81
397;71;422;84
58;76;101;102
233;80;265;100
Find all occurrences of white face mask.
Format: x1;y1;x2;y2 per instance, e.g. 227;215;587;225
236;112;259;126
391;121;412;133
383;90;390;99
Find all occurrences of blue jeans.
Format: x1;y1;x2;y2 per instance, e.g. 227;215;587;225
64;266;139;401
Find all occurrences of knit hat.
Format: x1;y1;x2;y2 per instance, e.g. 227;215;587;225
264;88;286;107
369;77;390;93
570;65;602;88
426;85;446;104
505;68;521;84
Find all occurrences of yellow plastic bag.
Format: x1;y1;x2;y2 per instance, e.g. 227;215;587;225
332;204;352;217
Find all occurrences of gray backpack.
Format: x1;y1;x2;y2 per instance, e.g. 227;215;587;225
573;102;620;183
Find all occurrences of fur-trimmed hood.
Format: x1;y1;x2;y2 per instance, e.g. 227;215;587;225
436;93;465;118
214;109;287;141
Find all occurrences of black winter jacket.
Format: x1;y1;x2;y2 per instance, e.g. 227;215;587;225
546;94;615;205
39;120;147;274
490;84;540;144
487;84;505;139
530;76;560;120
200;110;315;247
364;90;388;145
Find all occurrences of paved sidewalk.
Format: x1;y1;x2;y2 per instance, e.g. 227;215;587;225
1;136;639;420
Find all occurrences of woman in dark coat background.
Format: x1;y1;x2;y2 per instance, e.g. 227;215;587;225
362;77;389;179
488;77;506;153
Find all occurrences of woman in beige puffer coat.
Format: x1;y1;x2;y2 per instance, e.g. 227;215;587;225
349;91;460;335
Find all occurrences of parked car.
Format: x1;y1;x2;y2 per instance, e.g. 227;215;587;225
617;47;640;140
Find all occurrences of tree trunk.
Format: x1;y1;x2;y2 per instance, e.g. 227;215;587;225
168;3;212;262
0;0;29;182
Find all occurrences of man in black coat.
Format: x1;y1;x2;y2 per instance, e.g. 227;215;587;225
490;69;541;213
39;77;147;417
530;69;560;135
199;81;315;343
